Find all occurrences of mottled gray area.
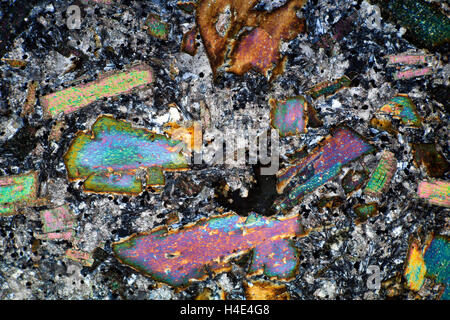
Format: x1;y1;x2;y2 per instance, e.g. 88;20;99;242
0;0;448;300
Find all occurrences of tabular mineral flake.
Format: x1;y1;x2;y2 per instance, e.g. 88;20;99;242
40;63;153;118
393;67;432;80
364;151;397;198
35;205;77;241
270;96;308;137
376;94;422;127
0;171;43;216
404;240;427;291
306;75;352;99
113;212;302;288
417;180;450;208
405;236;450;300
276;125;375;211
386;53;429;65
64;249;94;267
39;205;76;233
64;115;189;195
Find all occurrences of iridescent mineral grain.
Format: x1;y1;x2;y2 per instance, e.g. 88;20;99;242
40;205;76;233
243;280;290;300
393;67;432;80
275;125;375;211
341;169;369;195
353;202;379;224
364;150;397;198
386;53;429;65
40;63;153;118
196;0;307;79
423;236;450;300
417;180;450;208
144;14;169;40
35;205;77;241
1;58;27;68
404;235;450;300
113;212;302;288
306;75;352;100
63;115;189;195
269;96;308;137
64;249;94;267
374;0;450;51
411;143;449;178
375;94;422;128
181;27;199;56
0;171;44;216
404;239;427;291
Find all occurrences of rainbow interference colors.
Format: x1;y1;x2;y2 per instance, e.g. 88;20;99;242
35;205;77;241
113;212;301;287
40;63;153;118
306;75;352;99
144;14;169;40
376;94;422;127
364;150;397;198
353;202;378;223
0;171;43;216
393;67;432;80
64;249;94;267
63;115;189;195
270;96;308;137
181;27;199;56
405;236;450;300
404;240;427;291
417;180;450;208
378;0;450;50
386;53;429;65
276;125;375;211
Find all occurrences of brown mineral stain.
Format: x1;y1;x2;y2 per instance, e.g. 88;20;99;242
21;81;37;117
196;0;307;79
411;143;450;178
48;121;65;142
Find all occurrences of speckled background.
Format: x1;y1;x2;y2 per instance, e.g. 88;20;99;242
0;0;448;300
